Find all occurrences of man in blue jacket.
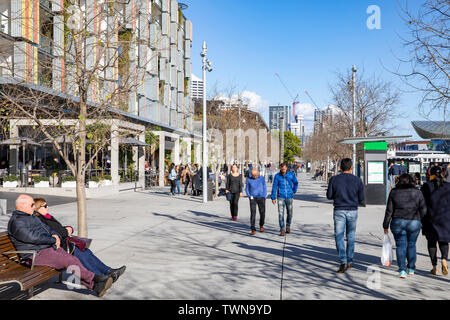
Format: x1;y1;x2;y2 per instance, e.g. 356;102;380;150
246;168;267;235
271;163;299;236
327;158;364;274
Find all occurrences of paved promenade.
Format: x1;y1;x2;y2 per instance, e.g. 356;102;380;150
1;173;449;300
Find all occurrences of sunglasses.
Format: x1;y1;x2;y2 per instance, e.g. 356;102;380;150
43;204;48;209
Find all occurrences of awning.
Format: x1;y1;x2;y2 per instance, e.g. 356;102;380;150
411;121;450;139
119;137;149;147
339;136;412;145
0;137;41;146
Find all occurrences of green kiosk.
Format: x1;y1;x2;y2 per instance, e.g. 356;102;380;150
339;136;411;205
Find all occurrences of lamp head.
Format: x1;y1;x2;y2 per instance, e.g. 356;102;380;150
201;41;207;57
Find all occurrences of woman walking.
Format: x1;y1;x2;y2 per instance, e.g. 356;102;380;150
383;174;427;278
421;166;450;276
225;164;243;221
181;165;192;195
168;163;177;196
175;165;182;195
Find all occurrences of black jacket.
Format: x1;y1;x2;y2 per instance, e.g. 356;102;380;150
36;214;71;251
421;181;450;242
7;210;59;261
383;186;427;230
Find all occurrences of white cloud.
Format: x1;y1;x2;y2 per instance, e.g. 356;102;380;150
240;90;269;115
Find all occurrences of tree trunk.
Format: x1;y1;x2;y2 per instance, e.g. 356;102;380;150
76;174;88;237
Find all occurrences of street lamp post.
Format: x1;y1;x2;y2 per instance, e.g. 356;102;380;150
352;65;357;175
201;41;212;203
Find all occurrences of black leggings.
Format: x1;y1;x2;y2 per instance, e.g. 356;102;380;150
169;180;176;195
230;193;240;218
184;179;190;194
427;238;449;266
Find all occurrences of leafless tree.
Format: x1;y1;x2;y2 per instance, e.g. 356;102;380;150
330;68;401;137
396;0;449;120
0;0;161;236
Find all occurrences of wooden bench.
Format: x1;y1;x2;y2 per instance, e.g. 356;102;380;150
0;231;91;298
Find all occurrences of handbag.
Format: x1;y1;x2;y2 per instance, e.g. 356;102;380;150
66;236;91;252
226;192;232;201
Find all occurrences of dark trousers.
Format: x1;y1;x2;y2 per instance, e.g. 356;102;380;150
74;247;111;275
427;235;449;266
34;247;96;290
230;193;240;217
250;198;266;231
169;179;176;194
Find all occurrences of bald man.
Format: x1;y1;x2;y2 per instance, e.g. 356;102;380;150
7;195;113;297
245;168;267;235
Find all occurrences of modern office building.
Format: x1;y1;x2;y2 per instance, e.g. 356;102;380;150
269;105;290;131
289;114;305;145
0;0;202;187
190;73;204;100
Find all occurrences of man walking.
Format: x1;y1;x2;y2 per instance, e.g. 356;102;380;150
271;163;299;236
245;168;267;235
327;158;364;273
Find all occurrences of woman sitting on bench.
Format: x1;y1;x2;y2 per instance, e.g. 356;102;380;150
33;198;126;283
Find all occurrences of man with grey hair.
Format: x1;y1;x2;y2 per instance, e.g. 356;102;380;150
7;194;113;297
246;168;267;235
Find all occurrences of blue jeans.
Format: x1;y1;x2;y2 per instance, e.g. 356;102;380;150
278;198;293;231
74;247;111;275
175;179;181;194
390;219;421;272
333;210;358;264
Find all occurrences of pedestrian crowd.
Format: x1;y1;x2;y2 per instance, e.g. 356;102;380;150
4;158;449;300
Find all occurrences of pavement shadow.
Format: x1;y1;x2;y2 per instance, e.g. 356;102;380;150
293;193;332;204
232;241;396;299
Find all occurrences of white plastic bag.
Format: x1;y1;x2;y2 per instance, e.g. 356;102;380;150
381;234;393;267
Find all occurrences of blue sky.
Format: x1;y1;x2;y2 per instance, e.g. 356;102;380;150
182;0;440;139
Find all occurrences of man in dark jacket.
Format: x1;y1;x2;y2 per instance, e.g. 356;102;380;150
327;158;364;273
7;195;113;297
389;161;406;185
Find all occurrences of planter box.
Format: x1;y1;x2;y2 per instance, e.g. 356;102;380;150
99;180;112;187
34;181;50;188
61;181;76;188
2;181;18;188
88;181;99;188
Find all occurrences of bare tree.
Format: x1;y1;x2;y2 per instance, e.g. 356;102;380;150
0;0;161;236
396;0;449;120
330;68;401;137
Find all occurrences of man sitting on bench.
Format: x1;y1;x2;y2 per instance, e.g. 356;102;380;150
7;194;113;297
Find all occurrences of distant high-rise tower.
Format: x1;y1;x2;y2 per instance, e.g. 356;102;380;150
269;105;290;131
191;74;204;100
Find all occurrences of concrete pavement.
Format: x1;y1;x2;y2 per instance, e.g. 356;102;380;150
0;172;449;300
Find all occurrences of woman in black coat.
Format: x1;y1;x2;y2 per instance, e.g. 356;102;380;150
33;198;126;282
383;174;427;278
421;166;450;276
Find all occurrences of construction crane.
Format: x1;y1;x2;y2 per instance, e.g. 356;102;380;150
304;90;321;110
275;73;299;122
